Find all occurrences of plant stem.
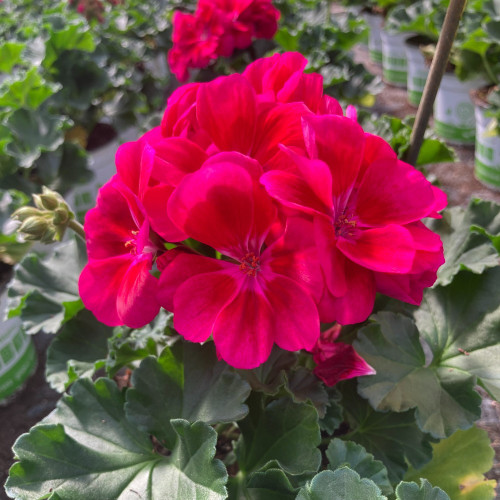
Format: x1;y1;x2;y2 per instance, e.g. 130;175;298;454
405;0;467;166
68;219;86;240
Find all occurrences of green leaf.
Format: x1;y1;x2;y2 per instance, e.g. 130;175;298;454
405;426;496;499
46;309;114;392
6;378;228;500
415;267;500;401
395;479;450;500
7;238;85;334
355;312;481;438
416;139;456;166
341;382;433;483
0;67;61;109
43;18;95;69
106;311;173;377
285;367;329;417
319;387;344;434
236;397;321;475
296;469;386;500
238;346;297;395
427;200;500;286
326;439;392;496
245;469;298;499
0;41;26;72
4;107;68;168
126;341;251;448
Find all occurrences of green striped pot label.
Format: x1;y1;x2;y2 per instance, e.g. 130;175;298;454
434;119;475;144
408;89;423;107
369;49;382;63
383;68;407;86
0;335;36;402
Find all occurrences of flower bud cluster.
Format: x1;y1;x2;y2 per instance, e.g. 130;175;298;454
12;187;74;244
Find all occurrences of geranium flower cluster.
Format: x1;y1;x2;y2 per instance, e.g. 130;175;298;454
79;52;446;373
168;0;280;82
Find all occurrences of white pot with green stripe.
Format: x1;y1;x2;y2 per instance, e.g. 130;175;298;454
0;292;36;404
381;30;408;88
434;74;485;145
474;104;500;190
364;12;383;64
405;39;429;107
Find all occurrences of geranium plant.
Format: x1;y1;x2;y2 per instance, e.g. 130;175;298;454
4;51;500;500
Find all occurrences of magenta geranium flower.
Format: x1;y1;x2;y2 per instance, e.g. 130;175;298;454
168;0;279;81
261;113;446;324
157;153;320;368
79;141;163;328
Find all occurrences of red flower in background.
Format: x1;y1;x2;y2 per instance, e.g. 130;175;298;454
168;0;280;81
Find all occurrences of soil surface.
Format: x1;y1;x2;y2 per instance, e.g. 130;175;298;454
1;43;500;500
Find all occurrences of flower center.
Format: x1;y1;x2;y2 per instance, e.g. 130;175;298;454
335;212;357;238
239;252;260;277
124;230;140;255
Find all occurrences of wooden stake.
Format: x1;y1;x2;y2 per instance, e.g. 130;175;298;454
405;0;467;165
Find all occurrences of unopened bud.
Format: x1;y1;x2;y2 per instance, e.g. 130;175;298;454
53;208;69;225
12;206;42;222
40;226;58;244
39;193;60;211
19;216;50;237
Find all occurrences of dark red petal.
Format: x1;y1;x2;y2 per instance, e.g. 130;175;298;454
356;159;436;226
197;74;257;154
174;269;241;343
338;225;416;274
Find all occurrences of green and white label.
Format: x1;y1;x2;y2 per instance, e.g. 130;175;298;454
405;44;428;107
364;13;383;65
434;74;484;145
474;105;500;190
0;298;36;402
381;31;408;88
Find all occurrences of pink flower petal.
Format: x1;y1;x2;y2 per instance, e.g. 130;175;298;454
355;158;436;226
212;282;275;368
168;160;260;258
143;184;188;242
317;260;376;325
313;342;375;386
116;254;160;328
337;225;416;274
197;74;257;154
262;273;320;352
173;269;241;343
152;137;208;186
158;251;227;311
302;114;366;206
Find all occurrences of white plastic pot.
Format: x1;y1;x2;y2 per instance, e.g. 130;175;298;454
364;13;383;64
67;127;139;221
381;30;408;88
405;42;429;107
434;74;485;145
474;104;500;190
0;292;36;404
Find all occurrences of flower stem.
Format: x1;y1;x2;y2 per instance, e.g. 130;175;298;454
68;219;86;240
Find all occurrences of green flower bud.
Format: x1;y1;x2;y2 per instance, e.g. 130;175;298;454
53;207;70;225
12;206;42;222
19;216;50;237
40;226;58;244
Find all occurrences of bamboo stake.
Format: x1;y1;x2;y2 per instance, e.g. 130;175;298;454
405;0;467;166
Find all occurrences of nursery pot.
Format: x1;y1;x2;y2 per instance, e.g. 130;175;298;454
0;292;36;404
434;73;485;145
472;99;500;190
363;12;384;64
68;126;138;221
381;30;408;88
405;37;430;107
